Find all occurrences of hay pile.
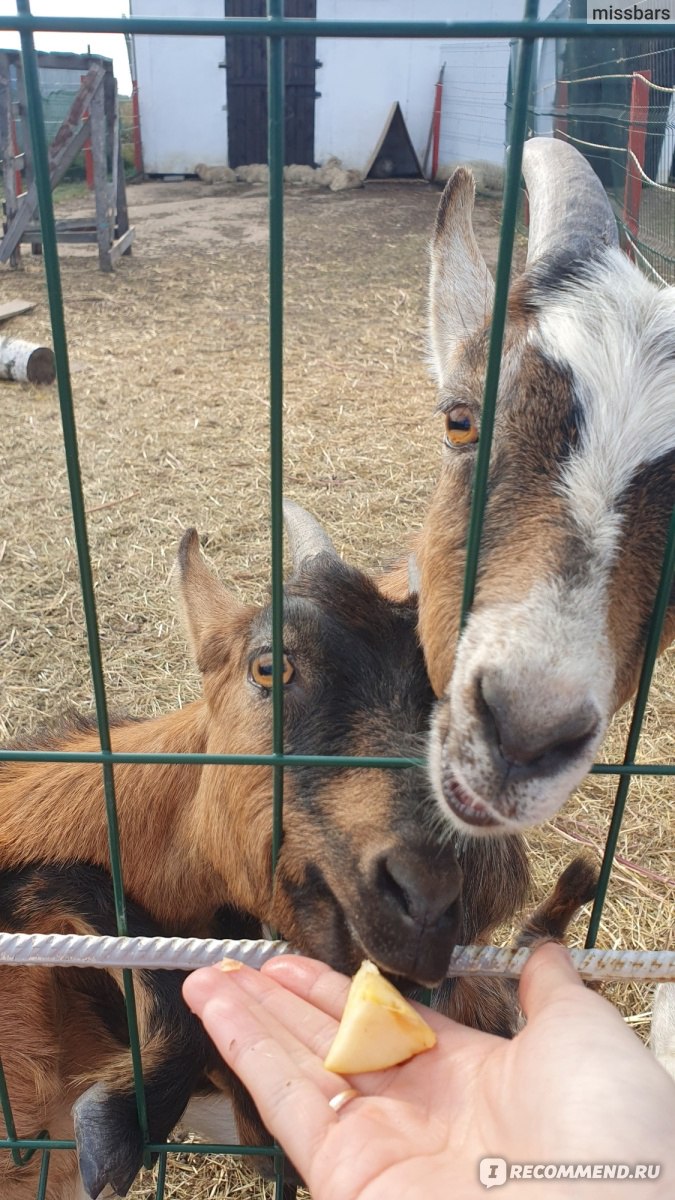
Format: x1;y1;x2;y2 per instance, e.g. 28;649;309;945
195;156;364;191
0;179;672;1199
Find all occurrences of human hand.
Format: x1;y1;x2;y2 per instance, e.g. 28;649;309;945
183;943;675;1199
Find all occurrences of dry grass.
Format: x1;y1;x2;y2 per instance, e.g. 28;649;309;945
0;178;672;1199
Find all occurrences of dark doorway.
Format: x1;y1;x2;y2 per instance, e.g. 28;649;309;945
225;0;317;168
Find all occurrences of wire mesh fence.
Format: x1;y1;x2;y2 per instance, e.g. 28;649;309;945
0;3;674;1199
510;6;675;282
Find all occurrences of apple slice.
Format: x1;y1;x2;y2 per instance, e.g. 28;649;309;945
323;960;436;1075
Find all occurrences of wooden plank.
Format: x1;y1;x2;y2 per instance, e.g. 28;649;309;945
0;300;36;323
14;60;33;194
109;225;135;263
111;79;120;231
30;52;113;75
21;229;98;245
23;220;97;234
13;57;39;255
89;72;113;272
0;114;93;263
0;55;20;267
111;78;130;246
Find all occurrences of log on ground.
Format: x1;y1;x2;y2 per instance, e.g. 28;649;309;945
0;335;55;384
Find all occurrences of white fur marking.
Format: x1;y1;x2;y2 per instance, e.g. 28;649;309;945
536;250;675;567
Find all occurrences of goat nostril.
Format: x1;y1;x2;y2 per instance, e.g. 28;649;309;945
376;853;461;925
553;720;600;764
376;856;413;919
477;674;600;768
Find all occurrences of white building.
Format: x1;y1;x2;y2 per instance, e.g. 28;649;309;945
131;0;523;177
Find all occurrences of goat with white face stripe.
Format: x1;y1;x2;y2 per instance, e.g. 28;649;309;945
409;137;674;835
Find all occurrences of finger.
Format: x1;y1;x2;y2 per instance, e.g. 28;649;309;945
184;966;347;1100
185;965;411;1101
190;979;342;1174
263;956;457;1036
263;955;351;1021
186;962;340;1060
519;941;586;1021
184;968;355;1114
261;955;487;1109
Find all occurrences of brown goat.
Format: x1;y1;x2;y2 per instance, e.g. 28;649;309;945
2;502;538;1200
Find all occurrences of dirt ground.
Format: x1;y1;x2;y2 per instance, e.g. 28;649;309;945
0;178;673;1199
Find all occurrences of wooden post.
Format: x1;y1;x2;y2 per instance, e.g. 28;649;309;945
0;54;20;268
89;71;113;272
112;80;131;257
11;115;22;199
131;79;143;176
81;74;94;189
13;56;42;256
623;71;651;258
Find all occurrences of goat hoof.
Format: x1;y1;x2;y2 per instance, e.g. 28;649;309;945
73;1083;144;1198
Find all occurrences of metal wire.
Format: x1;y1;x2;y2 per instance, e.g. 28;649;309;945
1;930;674;983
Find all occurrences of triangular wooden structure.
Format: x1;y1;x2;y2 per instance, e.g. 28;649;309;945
364;102;424;181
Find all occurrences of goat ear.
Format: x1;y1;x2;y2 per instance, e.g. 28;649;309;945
428;167;495;386
177;529;245;665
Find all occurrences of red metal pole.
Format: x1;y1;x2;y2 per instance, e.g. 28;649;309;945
431;78;443;180
623;71;651;257
132;79;143;176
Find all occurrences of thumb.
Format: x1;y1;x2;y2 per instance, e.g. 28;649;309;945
518;941;585;1022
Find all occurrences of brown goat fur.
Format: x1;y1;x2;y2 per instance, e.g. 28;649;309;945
0;521;531;1198
0;511;600;1198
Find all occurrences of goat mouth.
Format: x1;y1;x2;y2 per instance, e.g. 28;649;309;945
344;918;448;990
440;759;500;829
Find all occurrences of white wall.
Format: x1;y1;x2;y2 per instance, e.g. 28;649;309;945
132;0;228;174
315;0;522;173
132;0;521;174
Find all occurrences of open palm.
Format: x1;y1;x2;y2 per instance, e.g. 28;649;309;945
184;943;675;1200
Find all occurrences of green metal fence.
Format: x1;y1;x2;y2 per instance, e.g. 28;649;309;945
0;3;674;1198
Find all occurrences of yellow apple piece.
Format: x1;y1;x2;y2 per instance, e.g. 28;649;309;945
323;960;436;1075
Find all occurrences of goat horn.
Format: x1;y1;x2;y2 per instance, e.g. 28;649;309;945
283;499;339;570
522;137;618;265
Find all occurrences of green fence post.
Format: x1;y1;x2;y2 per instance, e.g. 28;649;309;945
14;0;150;1161
460;0;539;624
268;0;285;876
586;505;675;947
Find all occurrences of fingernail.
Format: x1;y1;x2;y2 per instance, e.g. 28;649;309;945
217;957;244;972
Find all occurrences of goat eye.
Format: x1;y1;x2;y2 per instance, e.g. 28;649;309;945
249;653;294;690
445;405;478;447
